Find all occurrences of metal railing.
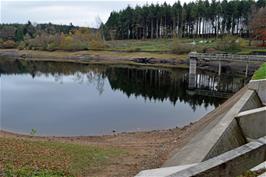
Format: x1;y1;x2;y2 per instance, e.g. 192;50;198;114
189;52;266;62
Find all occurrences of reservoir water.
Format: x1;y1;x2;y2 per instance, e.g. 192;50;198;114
0;59;247;136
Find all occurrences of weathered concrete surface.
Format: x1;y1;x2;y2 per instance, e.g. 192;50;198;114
163;89;262;167
258;172;266;177
240;89;262;112
251;161;266;172
136;137;266;177
136;79;265;177
249;79;266;105
203;118;246;160
135;164;196;177
167;136;266;177
236;107;266;139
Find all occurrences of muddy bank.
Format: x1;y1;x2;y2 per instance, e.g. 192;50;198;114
0;49;187;69
0;49;262;77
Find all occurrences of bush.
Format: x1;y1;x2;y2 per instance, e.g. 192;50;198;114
22;28;106;51
0;39;3;48
18;41;26;50
128;47;141;52
171;38;206;54
215;35;241;52
171;38;193;54
2;40;17;48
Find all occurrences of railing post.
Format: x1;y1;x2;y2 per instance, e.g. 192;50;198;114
245;60;249;78
189;52;197;89
218;59;222;76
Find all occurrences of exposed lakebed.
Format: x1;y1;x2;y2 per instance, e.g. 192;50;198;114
0;58;248;136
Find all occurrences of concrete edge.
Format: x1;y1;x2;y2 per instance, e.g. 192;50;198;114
237;106;266;117
135;164;197;177
248;79;266;105
167;136;266;177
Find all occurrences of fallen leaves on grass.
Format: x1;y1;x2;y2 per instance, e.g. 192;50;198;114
0;137;125;177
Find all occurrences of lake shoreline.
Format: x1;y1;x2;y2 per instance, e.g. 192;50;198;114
0;49;252;176
0;49;188;69
0;86;248;176
0;49;261;77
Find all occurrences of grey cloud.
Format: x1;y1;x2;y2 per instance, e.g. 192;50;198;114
1;0;189;27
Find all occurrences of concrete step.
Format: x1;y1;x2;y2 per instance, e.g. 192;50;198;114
251;161;266;177
258;172;266;177
251;161;266;171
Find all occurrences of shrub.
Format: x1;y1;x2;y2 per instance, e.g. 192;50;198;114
171;38;193;54
18;41;26;50
2;40;17;48
171;38;205;54
215;35;241;52
0;39;3;48
20;28;106;51
128;47;141;52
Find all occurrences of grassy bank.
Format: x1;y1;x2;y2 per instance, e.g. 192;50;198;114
0;49;189;69
105;38;266;54
0;126;189;177
0;137;125;177
252;63;266;80
1;38;266;68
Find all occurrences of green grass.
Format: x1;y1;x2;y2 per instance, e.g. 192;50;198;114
106;38;174;52
0;137;125;177
105;37;266;54
105;38;216;53
237;48;266;55
252;63;266;80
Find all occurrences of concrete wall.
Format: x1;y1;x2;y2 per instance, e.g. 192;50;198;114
137;137;266;177
163;89;262;167
169;136;266;177
240;90;262;112
136;79;266;177
203;119;246;160
236;107;266;140
249;79;266;105
204;90;262;160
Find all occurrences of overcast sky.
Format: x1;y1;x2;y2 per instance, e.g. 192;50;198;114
1;0;191;27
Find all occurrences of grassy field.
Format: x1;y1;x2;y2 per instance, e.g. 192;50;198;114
106;38;174;52
252;63;266;80
0;137;125;177
105;37;266;55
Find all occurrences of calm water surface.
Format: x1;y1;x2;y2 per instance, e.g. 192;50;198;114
0;59;247;136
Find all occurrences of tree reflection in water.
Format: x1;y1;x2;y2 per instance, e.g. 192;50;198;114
0;58;248;109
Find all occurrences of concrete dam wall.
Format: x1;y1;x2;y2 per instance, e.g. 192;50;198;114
136;79;266;177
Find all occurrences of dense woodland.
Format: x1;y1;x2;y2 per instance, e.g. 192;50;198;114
0;22;77;41
0;0;266;50
104;0;266;39
0;22;103;50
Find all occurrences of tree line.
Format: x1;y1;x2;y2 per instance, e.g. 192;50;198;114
0;22;77;42
0;21;104;50
0;0;265;50
104;0;266;40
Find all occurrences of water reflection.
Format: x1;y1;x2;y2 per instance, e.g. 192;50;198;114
0;59;248;136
